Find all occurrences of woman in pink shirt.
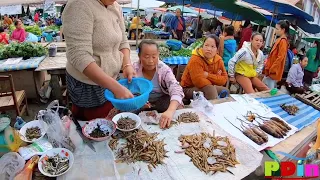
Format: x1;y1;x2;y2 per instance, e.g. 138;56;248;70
11;20;26;43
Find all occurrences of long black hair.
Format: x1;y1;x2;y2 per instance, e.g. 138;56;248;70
316;41;320;60
277;20;290;34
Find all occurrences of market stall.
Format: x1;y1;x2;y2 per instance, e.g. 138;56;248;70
0;42;47;99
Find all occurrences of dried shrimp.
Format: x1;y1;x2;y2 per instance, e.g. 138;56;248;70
280;104;299;115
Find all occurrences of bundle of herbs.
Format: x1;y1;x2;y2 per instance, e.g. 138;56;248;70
0;42;47;60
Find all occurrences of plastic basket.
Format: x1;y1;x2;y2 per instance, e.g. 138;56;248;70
166;40;182;51
104;78;153;112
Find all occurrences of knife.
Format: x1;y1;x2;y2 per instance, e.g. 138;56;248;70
72;118;96;152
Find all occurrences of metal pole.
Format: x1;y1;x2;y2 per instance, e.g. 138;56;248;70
195;0;202;39
135;0;140;47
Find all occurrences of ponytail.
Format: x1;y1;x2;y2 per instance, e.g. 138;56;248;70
277;20;290;34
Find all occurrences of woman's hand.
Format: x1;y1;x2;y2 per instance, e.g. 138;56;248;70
123;65;136;83
113;84;134;99
160;110;174;129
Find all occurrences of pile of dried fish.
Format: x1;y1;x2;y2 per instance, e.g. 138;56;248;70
280;104;299;115
117;116;136;130
115;129;168;171
257;117;291;139
226;118;268;145
89;124;109;138
178;133;239;174
42;154;69;175
26;127;41;141
177;112;200;123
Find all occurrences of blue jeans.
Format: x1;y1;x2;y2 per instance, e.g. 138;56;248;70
263;77;277;89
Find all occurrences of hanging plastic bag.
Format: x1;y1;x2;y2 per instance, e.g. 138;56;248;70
0;152;25;180
37;100;75;152
190;91;214;112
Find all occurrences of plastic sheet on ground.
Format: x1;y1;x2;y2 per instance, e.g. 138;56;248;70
206;102;298;152
122;109;263;180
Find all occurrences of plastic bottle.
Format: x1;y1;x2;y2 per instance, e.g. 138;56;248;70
14;156;39;180
14;117;26;130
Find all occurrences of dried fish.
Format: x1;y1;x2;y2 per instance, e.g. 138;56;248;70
271;117;292;130
251;127;268;142
89;124;109;138
179;133;239;174
108;138;118;150
25;127;41;141
41;153;70;175
117;116;137;130
177;112;200;123
259;124;283;138
114;130;167;169
280;104;299;115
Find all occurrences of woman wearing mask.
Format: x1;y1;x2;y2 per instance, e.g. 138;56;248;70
263;20;290;89
181;35;229;100
228;33;269;94
63;0;135;121
304;41;320;85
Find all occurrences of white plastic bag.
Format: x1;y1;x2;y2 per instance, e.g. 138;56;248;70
37;100;75;152
190;91;214;112
0;152;25;180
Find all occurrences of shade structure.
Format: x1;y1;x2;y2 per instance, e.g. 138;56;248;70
0;0;67;6
167;5;198;14
242;0;314;21
302;37;320;43
210;0;266;22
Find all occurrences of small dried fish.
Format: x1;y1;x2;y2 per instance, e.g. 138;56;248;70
177;112;200;123
114;130;167;169
280;104;299;115
117;116;137;130
25;126;41;141
41;153;70;175
179;133;239;174
108;138;118;150
89;124;109;138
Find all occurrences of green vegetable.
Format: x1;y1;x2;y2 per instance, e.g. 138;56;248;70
187;37;205;50
44;25;60;32
159;46;172;60
143;26;152;31
25;25;42;36
172;48;192;57
0;42;47;60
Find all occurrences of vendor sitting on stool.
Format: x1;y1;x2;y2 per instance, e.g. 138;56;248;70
285;56;308;94
133;40;184;129
180;34;229;100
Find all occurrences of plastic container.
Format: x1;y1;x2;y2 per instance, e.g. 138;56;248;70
0;115;22;156
270;88;278;96
48;45;57;57
82;118;116;142
104;78;153;111
166;39;182;51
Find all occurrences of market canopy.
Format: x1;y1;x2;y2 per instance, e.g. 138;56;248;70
0;0;67;6
167;5;198;14
242;0;314;21
302;37;320;43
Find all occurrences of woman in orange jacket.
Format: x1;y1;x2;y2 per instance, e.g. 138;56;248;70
263;20;290;89
181;34;229;100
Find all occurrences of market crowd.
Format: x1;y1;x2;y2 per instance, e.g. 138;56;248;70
61;0;320;129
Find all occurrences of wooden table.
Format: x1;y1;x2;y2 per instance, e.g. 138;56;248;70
210;91;317;178
40;42;66;52
36;51;140;103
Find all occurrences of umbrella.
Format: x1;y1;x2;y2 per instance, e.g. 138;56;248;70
210;0;266;22
302;37;320;43
242;0;314;21
167;5;198;14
